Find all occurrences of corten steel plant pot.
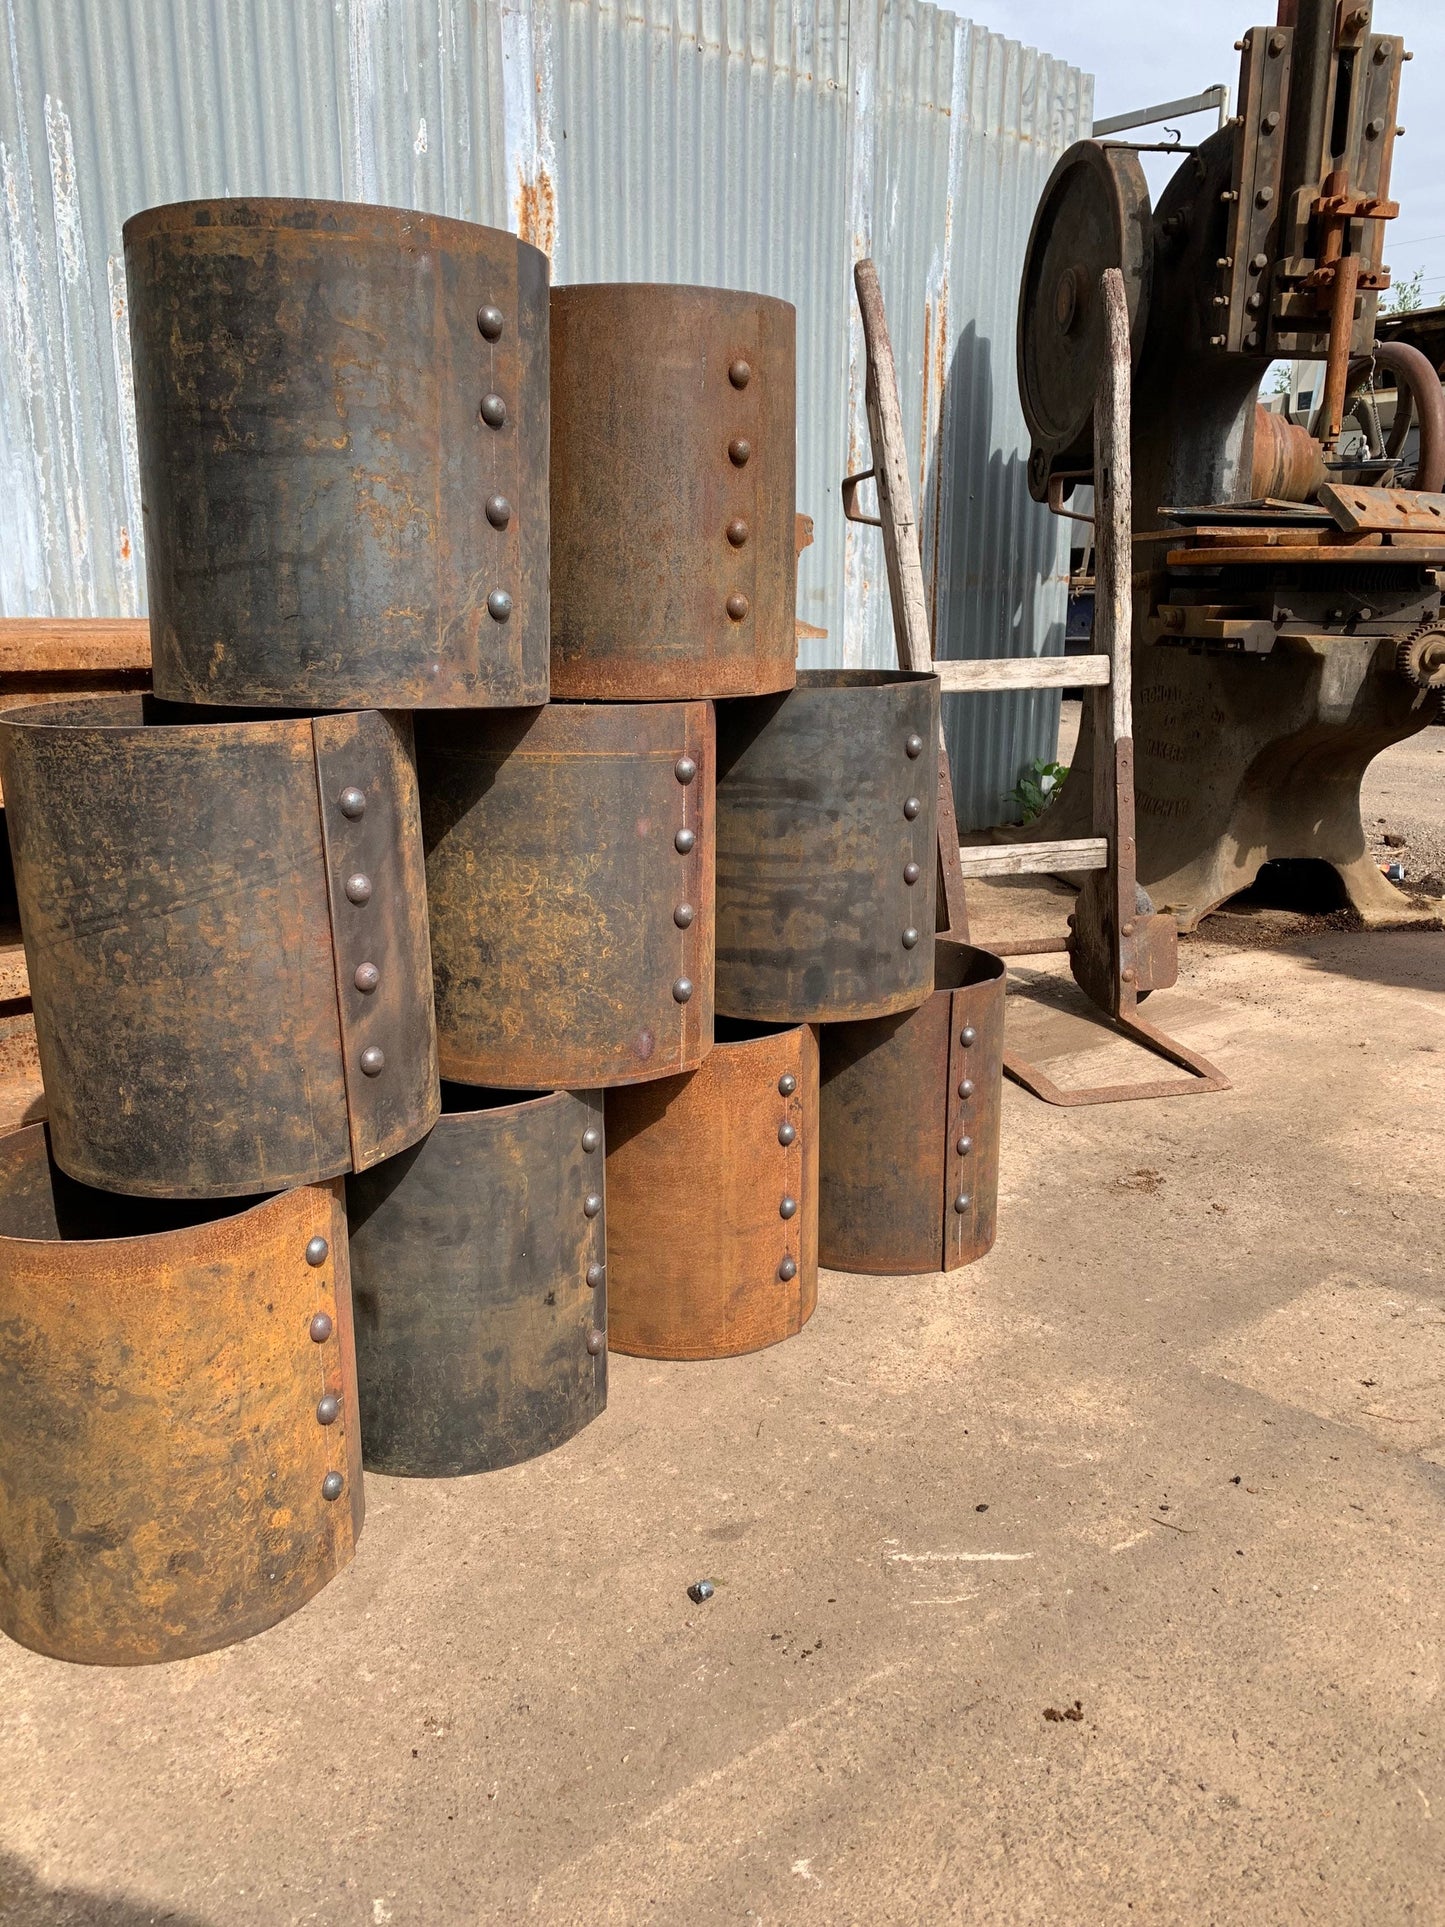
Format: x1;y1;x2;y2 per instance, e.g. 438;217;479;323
418;701;714;1089
347;1086;607;1476
550;284;797;701
603;1018;817;1359
818;940;1005;1274
0;1126;363;1666
125;197;549;711
714;670;940;1022
0;696;439;1198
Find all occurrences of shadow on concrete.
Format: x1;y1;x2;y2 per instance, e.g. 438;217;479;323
1293;927;1445;997
0;1849;214;1927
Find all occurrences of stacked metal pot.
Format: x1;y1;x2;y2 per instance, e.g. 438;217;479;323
0;199;1003;1669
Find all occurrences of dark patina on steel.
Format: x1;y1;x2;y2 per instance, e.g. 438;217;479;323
0;1127;362;1665
714;671;938;1021
125;198;549;711
605;1019;818;1359
347;1086;606;1476
819;941;1005;1274
550;285;797;701
0;695;439;1198
418;701;714;1089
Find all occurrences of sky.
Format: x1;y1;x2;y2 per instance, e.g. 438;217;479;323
968;0;1445;311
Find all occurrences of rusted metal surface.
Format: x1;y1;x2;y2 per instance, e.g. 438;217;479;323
1322;483;1445;536
418;701;714;1090
0;695;439;1198
604;1020;817;1360
550;286;796;701
714;671;938;1022
347;1087;605;1477
125;199;550;712
1250;407;1326;503
818;941;1003;1275
0;1128;362;1665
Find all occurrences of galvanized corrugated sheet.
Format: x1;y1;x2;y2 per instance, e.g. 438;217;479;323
0;0;1087;825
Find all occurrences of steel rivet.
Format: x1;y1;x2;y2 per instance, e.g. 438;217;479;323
960;1025;976;1046
586;1329;606;1356
316;1394;340;1426
582;1126;601;1153
728;437;751;466
674;902;695;928
305;1236;329;1267
672;977;694;1003
729;359;752;389
726;593;750;622
1121;921;1135;937
477;304;504;340
958;1078;975;1098
953;1193;971;1214
487;588;513;622
584;1193;603;1218
345;873;372;906
903;796;921;820
674;755;698;785
674;827;696;854
905;733;924;758
904;861;921;885
779;1195;798;1220
778;1121;797;1146
778;1256;798;1282
338;787;366;819
486;494;512;530
360;1046;385;1076
479;392;507;428
309;1312;333;1344
726;518;749;547
778;1073;797;1096
956;1135;973;1156
587;1262;605;1288
902;927;920;949
322;1472;345;1501
1121;967;1136;983
354;962;380;994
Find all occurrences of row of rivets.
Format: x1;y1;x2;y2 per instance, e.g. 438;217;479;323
953;1022;978;1216
476;303;513;622
583;1110;606;1352
777;1064;800;1282
725;359;751;620
675;749;699;996
900;721;928;946
340;793;387;1079
305;1242;346;1501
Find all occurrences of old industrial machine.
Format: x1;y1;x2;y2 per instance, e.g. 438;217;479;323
1015;0;1443;927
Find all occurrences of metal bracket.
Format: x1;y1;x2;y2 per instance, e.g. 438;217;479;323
841;468;883;528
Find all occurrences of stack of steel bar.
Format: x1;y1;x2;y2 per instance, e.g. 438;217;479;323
0;200;1003;1669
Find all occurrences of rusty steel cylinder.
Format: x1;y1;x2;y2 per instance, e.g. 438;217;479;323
0;1128;363;1665
714;671;939;1021
124;198;549;711
0;695;439;1198
347;1087;607;1476
418;701;714;1090
818;941;1005;1274
604;1019;818;1359
549;284;797;700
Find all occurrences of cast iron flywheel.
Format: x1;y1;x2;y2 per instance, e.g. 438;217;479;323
1017;139;1153;501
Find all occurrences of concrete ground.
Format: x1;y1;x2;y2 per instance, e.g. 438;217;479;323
3;745;1445;1925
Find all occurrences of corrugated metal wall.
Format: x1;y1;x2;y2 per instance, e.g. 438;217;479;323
0;0;1089;826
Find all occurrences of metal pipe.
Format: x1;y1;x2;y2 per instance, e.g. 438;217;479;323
1372;341;1445;491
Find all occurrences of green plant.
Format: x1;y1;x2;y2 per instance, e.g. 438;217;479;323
1383;266;1426;315
1010;757;1068;823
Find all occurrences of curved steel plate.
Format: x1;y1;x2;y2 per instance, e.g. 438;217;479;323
818;940;1004;1274
551;284;797;700
0;1128;362;1665
0;695;439;1197
419;701;714;1088
604;1020;817;1359
125;198;549;711
348;1087;606;1476
715;671;939;1021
